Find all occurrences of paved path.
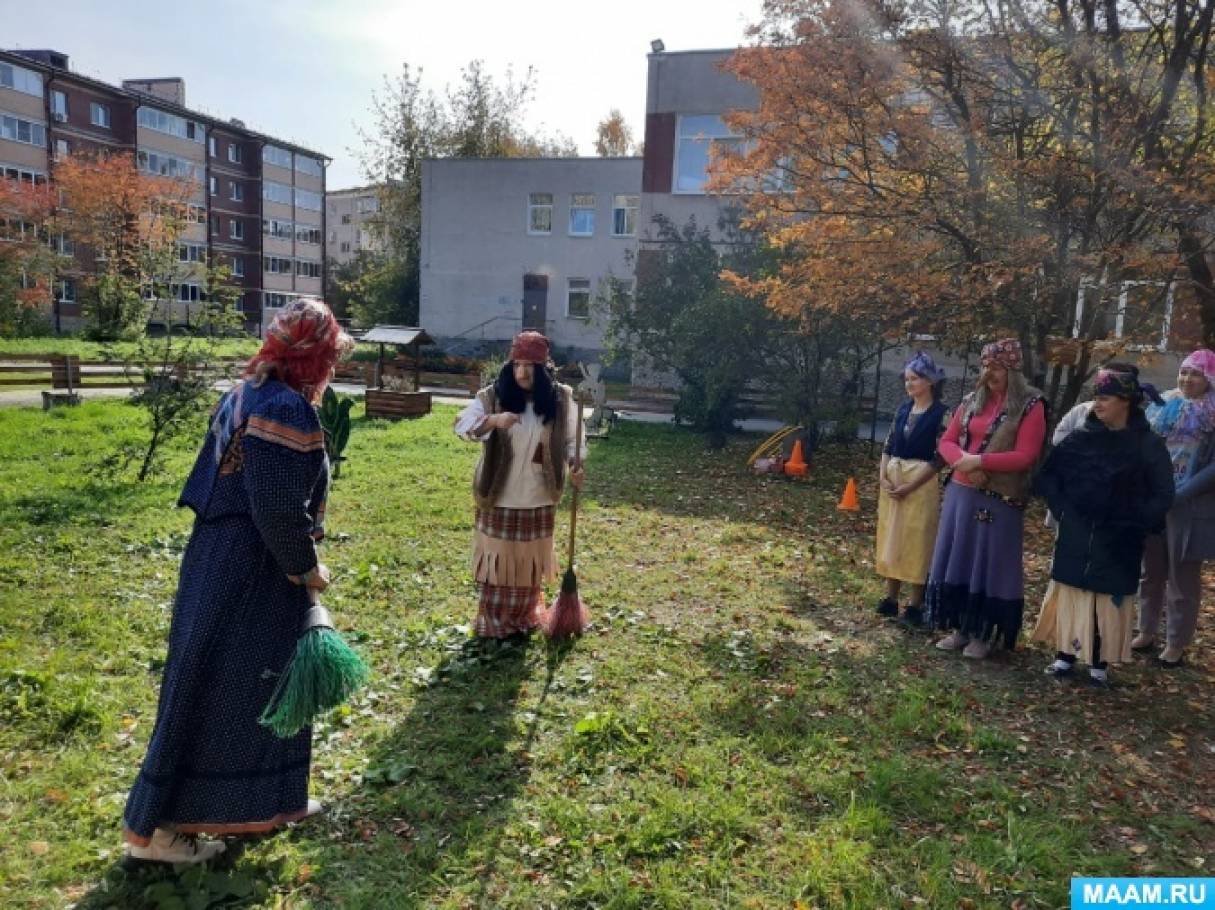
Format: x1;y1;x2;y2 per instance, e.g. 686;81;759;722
0;380;886;439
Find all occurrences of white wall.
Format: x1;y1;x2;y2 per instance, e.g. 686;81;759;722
420;157;642;355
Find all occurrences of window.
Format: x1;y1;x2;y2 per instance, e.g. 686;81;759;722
296;225;321;244
54;139;70;161
675;114;744;194
54;234;74;257
173;282;204;303
178;243;206;263
56;279;76;303
263;181;292;205
340;213;352;225
569;194;595;236
528;193;552;234
340;242;351;253
264;292;299;308
295;155;322;177
356;195;379;214
229;219;244;241
138;149;202;183
210;214;220;236
229;181;243;202
296;259;321;279
0;62;43;97
90;102;111;129
231;257;244;278
567;278;591;318
208;136;216;157
2;164;46;184
208;176;216;196
262;218;293;239
328;230;337;242
263;145;292;168
137;107;203;142
186;203;206;224
0;113;47;148
50;90;68;121
295;188;322;211
1074;279;1176;351
228;144;242;164
612;194;639;236
263;255;294;275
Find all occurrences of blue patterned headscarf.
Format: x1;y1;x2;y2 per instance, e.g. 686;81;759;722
904;351;946;384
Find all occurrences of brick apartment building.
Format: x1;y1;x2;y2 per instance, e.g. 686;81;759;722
0;48;328;332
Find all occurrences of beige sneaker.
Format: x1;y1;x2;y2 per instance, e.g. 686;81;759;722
962;639;992;660
127;828;226;865
935;631;969;651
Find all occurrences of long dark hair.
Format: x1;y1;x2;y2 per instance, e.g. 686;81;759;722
494;361;558;423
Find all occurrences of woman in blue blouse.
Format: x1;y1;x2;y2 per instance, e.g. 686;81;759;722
875;352;950;627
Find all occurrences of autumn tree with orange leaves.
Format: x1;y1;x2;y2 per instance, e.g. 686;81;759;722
53;151;194;339
719;0;1215;414
0;178;55;335
594;109;640;156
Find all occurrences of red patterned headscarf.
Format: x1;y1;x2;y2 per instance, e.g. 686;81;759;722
509;331;550;365
980;338;1022;371
245;298;354;402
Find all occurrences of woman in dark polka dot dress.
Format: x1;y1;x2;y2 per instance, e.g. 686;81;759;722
123;299;353;864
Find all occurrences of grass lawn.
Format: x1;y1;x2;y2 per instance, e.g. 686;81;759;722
0;400;1211;909
0;338;262;361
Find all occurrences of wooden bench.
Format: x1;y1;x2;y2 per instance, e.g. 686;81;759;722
365;389;433;420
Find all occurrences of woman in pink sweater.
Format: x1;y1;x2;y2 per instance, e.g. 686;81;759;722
925;338;1047;659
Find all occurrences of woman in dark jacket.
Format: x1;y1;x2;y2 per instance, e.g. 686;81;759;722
1030;369;1173;686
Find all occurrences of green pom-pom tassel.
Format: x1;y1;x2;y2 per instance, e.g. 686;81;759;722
259;628;369;738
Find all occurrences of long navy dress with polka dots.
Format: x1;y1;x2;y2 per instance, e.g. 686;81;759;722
123;378;328;843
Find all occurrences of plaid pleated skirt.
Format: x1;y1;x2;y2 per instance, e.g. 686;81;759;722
471;505;556;637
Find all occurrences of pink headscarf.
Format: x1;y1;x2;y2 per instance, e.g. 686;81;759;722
1180;348;1215;384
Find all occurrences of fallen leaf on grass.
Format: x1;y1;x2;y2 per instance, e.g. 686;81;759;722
30;841;48;856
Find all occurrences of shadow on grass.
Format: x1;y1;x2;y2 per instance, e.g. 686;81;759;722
304;634;577;908
5;482;151;527
71;635;577;910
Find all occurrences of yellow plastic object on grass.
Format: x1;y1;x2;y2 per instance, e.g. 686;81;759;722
746;425;803;467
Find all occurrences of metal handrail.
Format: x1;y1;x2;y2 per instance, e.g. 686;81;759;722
453;314;522;339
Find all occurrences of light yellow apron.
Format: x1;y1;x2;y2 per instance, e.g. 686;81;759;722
875;458;940;584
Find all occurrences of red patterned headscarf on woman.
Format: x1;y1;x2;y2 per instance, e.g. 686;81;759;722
980;338;1022;371
245;298;354;402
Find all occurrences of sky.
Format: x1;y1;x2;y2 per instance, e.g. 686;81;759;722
5;0;766;189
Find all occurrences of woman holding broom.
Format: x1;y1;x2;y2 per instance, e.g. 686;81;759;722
454;331;585;639
122;299;354;863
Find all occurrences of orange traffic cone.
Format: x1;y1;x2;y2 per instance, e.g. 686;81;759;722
837;477;860;512
784;439;809;477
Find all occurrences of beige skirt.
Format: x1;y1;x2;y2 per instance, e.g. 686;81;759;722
471;505;557;588
875;458;941;585
1030;580;1135;665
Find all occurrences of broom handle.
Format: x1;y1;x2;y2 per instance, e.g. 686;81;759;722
566;392;584;566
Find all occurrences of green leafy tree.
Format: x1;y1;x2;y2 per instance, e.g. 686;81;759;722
355;60;578;328
330;250;417;327
108;260;245;481
603;214;878;448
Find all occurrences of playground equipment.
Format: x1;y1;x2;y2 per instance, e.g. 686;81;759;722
749;425;813;478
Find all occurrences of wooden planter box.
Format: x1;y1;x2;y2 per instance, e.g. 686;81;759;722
365;388;432;420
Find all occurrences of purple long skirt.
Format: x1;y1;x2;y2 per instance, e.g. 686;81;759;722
924;483;1025;649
